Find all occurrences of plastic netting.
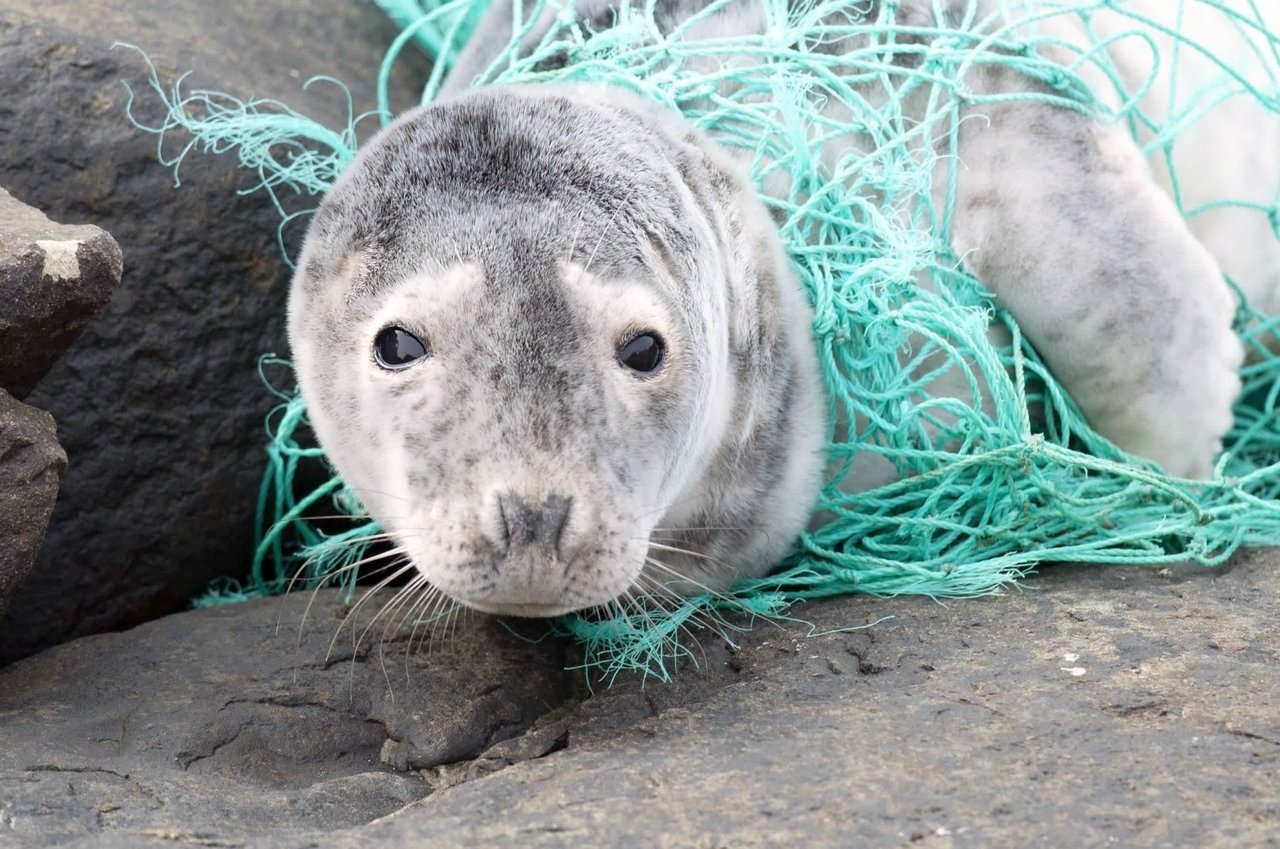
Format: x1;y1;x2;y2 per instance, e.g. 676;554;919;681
124;0;1280;681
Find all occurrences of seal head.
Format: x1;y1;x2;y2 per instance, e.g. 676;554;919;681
288;85;825;616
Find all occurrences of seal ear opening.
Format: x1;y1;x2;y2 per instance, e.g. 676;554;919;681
332;249;363;281
337;248;384;300
311;248;379;313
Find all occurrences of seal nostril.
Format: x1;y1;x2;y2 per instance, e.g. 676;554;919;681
535;495;573;554
496;493;572;554
497;492;535;549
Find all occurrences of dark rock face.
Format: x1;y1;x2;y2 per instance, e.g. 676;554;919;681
0;186;117;622
0;1;430;664
0;390;67;620
0;187;122;400
1;556;1277;848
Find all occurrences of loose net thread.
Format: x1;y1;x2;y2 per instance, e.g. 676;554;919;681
124;0;1280;682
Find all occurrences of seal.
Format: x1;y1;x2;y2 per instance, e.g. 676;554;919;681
288;0;1278;616
289;84;826;616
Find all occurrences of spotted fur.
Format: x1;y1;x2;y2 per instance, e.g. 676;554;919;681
289;0;1278;615
290;85;823;615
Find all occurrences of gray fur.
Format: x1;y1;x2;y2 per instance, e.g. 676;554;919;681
290;84;824;615
289;0;1276;614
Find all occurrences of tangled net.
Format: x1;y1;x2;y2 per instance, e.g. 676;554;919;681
126;0;1280;681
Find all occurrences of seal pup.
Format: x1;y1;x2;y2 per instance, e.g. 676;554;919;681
289;83;826;616
289;0;1278;616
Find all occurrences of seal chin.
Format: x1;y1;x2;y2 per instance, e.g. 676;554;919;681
439;566;640;618
460;599;585;618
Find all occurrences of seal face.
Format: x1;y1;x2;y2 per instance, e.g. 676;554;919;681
288;86;826;616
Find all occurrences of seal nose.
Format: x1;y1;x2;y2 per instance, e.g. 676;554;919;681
497;493;572;554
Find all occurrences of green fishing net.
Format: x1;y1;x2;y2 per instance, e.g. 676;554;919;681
126;0;1280;680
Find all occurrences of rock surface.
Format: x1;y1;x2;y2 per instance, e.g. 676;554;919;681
0;585;574;844
0;1;431;664
0;390;66;621
0;187;122;400
2;553;1277;848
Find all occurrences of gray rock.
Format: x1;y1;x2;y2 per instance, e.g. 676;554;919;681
0;187;122;400
0;1;431;664
1;554;1278;848
0;389;66;620
0;589;573;845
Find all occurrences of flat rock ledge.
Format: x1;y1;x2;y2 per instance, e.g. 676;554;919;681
1;551;1277;848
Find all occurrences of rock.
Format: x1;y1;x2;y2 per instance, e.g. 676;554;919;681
0;187;122;400
1;555;1277;847
0;389;66;620
0;1;431;664
0;589;574;845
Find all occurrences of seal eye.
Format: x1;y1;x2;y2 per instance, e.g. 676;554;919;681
618;332;665;375
373;326;429;370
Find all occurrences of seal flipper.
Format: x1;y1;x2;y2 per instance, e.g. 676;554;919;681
940;83;1243;478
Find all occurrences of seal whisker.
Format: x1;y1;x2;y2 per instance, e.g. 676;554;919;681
649;526;761;534
331;558;412;698
646;561;790;641
388;577;435;658
645;541;736;571
635;576;717;632
287;557;402;666
627;577;692;641
325;559;416;665
401;582;445;682
343;566;425;699
284;546;410;683
442;602;471;654
359;575;423;663
631;570;711;668
283;542;407;638
418;587;457;654
334;485;419;509
631;494;704;522
643;546;740;602
286;536;402;592
640;567;764;654
435;596;461;655
375;577;422;645
268;514;402;527
373;575;433;699
617;591;690;663
618;581;664;624
577;184;638;285
642;555;737;607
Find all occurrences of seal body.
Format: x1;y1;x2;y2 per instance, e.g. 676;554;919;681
289;0;1278;615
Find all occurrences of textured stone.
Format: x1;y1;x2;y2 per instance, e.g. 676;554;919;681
0;389;66;621
0;589;573;845
0;187;122;400
1;556;1277;848
0;1;431;664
